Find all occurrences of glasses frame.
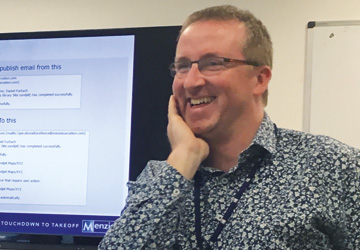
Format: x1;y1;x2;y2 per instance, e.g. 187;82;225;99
169;56;260;77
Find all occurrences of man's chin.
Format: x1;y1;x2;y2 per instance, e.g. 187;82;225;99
191;124;214;139
185;116;218;138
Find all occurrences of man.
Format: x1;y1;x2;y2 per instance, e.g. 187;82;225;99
99;5;360;249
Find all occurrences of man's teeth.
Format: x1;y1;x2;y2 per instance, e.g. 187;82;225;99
190;97;214;106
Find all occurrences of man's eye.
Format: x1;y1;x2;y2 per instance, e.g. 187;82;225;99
176;62;190;71
207;59;223;66
202;58;224;71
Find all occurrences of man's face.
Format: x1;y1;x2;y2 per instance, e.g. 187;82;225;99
172;20;262;140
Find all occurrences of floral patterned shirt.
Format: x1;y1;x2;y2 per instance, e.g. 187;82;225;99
98;114;360;249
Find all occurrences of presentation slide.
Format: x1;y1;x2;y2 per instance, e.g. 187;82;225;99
0;34;134;230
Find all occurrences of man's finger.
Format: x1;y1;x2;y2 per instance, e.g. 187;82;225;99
168;95;178;118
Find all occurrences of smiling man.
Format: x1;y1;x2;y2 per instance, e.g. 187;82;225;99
99;5;360;250
168;17;271;178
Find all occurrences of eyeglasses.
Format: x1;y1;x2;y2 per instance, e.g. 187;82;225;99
169;56;259;77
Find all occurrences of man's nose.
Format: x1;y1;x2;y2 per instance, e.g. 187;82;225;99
183;63;206;89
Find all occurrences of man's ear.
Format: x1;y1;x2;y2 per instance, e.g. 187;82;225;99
253;66;272;97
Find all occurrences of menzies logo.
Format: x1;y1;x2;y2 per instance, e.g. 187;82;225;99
82;220;114;233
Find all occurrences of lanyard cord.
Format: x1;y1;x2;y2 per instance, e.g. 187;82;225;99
193;123;278;250
194;172;203;249
194;162;261;249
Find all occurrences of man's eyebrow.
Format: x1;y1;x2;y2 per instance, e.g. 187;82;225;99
201;53;219;58
174;53;220;62
174;56;189;62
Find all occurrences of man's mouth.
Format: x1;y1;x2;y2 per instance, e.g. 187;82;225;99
189;97;215;107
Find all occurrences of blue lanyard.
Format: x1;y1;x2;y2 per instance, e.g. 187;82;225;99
194;162;261;249
193;124;277;249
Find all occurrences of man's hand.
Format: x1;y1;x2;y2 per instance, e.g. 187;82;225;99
166;95;209;180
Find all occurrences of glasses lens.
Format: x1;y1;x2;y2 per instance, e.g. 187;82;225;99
200;57;226;72
169;63;176;77
169;61;191;77
175;61;191;74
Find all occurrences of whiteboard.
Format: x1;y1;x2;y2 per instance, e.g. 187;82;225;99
304;21;360;149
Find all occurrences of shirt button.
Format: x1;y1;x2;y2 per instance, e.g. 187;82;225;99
172;189;180;197
221;178;229;185
215;214;227;224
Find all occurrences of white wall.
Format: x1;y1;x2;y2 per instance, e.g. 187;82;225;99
1;0;360;130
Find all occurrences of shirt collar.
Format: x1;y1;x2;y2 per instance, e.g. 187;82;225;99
251;112;277;155
201;112;277;174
